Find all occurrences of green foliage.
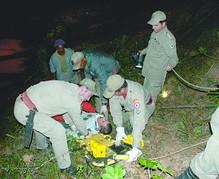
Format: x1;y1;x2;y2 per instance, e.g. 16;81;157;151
138;158;174;178
151;175;163;179
67;134;75;142
30;47;51;83
46;25;65;43
77;164;84;171
188;43;219;63
188;50;197;57
114;35;129;49
188;47;208;58
101;164;126;179
177;113;209;142
111;34;145;83
198;47;207;56
193;125;202;134
177;116;195;141
214;31;219;38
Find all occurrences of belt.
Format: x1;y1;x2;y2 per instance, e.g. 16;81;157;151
20;91;37;111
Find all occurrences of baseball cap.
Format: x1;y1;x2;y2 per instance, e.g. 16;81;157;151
54;39;65;48
103;75;125;98
71;52;84;70
79;78;99;97
147;11;166;25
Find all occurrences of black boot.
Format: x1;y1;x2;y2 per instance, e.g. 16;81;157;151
175;167;198;179
60;165;78;176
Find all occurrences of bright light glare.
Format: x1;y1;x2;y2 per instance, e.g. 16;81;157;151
161;90;169;98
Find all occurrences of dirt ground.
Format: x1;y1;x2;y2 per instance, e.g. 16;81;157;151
118;109;211;179
117;61;219;179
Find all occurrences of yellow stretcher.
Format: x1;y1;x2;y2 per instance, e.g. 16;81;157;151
77;133;144;167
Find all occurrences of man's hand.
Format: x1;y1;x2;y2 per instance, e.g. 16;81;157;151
166;64;172;71
70;125;77;132
100;105;108;119
84;132;92;139
126;147;142;162
115;127;127;146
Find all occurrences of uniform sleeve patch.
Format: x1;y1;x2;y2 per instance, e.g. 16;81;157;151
132;98;140;109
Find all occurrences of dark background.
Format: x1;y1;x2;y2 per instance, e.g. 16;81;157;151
0;0;193;45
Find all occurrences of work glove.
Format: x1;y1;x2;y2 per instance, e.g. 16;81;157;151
70;124;77;133
126;147;142;162
84;132;92;139
100;105;108;119
115;127;127;146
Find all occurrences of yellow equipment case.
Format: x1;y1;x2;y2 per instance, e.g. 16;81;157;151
77;133;144;167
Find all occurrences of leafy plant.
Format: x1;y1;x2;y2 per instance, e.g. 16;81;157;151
101;164;126;179
188;46;218;60
138;158;174;179
198;47;207;56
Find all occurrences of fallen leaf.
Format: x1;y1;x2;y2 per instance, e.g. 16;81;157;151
22;154;33;163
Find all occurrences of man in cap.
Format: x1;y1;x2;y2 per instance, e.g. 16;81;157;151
139;10;179;104
49;39;79;84
71;49;120;119
13;78;98;176
176;106;219;179
103;74;155;162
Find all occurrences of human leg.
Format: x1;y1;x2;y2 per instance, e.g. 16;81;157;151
14;95;76;175
143;78;161;104
34;130;48;150
33;112;71;169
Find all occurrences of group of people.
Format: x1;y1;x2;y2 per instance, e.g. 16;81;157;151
13;10;219;178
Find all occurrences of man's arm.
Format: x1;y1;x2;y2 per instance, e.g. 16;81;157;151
109;97;123;127
49;56;57;80
66;109;88;136
163;33;179;69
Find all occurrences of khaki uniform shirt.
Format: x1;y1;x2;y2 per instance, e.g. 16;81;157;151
109;80;155;148
141;26;179;85
24;80;87;135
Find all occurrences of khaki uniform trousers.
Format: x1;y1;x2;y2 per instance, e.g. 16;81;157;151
14;95;71;169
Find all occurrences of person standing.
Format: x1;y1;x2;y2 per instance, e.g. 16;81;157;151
103;74;155;162
71;49;120;118
13;78;98;176
175;106;219;179
49;39;79;84
140;11;179;104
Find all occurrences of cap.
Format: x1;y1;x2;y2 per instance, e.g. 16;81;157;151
147;11;166;25
71;52;84;70
79;78;99;96
103;75;125;98
54;39;65;48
